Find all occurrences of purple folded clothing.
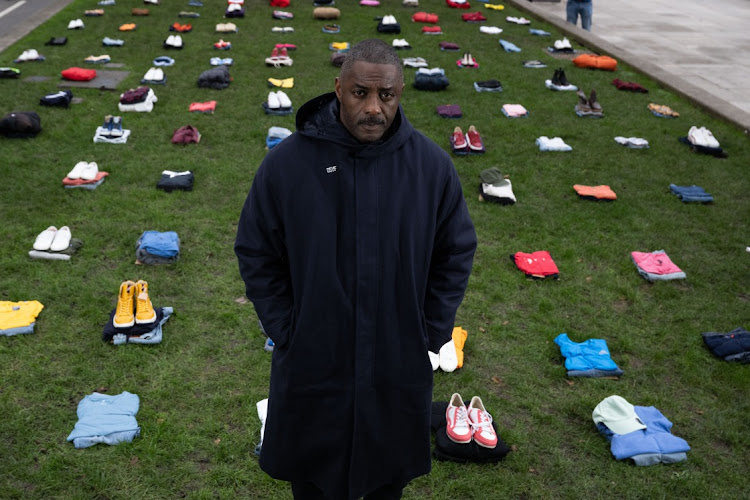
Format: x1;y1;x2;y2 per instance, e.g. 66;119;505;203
436;104;462;118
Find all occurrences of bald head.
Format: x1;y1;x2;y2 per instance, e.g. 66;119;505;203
339;38;404;84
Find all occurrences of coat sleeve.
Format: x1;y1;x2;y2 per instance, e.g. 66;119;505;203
424;164;477;353
234;162;294;348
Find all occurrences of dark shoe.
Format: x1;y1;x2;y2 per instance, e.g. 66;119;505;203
576;90;592;114
557;68;570;87
589;89;602;113
551;68;561;86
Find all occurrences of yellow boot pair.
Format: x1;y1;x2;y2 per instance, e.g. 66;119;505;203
114;280;156;328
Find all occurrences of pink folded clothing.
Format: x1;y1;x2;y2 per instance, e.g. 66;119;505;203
631;251;683;275
502;104;528;117
189;101;217;113
360;0;379;5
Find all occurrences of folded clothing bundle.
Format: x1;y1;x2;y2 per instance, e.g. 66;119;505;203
512;250;559;279
67;392;141;448
0;111;41;138
157;170;194;191
136;230;180;265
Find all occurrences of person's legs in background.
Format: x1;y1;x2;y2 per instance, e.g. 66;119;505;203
579;2;593;31
566;0;581;27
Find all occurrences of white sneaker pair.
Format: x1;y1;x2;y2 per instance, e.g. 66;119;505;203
392;39;409;48
142;67;164;81
18;49;40;61
403;57;427;68
267;91;292;109
67;161;99;180
271;26;295;33
381;15;397;24
479;26;502;35
33;226;72;252
227;3;242;11
688;126;720;148
428;339;459;372
68;19;85;29
417;67;444;76
165;35;183;47
554;37;572;50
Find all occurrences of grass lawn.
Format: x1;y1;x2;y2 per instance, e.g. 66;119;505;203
1;0;749;498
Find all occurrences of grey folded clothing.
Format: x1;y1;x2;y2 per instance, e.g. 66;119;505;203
29;238;83;260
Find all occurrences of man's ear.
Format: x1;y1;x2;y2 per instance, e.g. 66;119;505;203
334;77;342;101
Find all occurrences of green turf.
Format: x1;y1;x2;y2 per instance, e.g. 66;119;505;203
1;1;749;498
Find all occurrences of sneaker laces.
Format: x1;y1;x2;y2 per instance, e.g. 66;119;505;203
118;285;133;316
454;405;470;428
470;409;493;433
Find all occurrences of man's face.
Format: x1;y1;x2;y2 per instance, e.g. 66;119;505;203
335;61;404;143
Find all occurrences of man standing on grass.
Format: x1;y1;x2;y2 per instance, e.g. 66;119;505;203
235;39;476;499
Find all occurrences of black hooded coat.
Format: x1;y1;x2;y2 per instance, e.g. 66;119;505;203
235;93;476;499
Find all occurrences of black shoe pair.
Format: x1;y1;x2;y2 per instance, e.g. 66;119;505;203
551;67;570;87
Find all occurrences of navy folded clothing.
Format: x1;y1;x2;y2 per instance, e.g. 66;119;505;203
702;327;750;363
40;90;73;107
669;184;713;203
102;307;165;341
157;170;194;192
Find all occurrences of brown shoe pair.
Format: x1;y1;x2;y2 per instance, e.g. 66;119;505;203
576;89;603;116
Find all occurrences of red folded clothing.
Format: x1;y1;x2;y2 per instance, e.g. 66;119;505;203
611;78;648;93
270;0;289;6
462;12;486;22
62;171;109;185
172;125;201;144
512;251;560;279
412;12;438;23
120;86;150;104
446;0;470;9
422;25;443;34
61;67;97;81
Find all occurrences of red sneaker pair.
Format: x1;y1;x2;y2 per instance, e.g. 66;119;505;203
271;46;288;58
445;393;498;448
451;125;484;152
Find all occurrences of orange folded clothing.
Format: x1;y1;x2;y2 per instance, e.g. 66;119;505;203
63;171;109;185
119;23;137;31
189;101;217;113
170;22;192;32
452;326;468;368
422;25;443;34
573;184;617;201
572;54;617;71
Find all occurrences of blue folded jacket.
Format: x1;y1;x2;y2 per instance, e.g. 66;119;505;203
137;230;180;258
669;183;713;203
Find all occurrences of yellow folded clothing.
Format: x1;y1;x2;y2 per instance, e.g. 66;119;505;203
452;326;468;368
268;77;294;88
0;300;44;329
484;3;505;10
331;42;349;51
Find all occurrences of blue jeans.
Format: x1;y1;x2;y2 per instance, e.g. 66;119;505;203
567;0;592;31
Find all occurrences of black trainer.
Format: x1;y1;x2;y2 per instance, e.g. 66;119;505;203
557;68;571;86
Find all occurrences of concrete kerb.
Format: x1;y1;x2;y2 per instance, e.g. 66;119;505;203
507;0;750;134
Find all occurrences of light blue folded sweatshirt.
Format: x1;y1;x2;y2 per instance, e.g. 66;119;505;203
67;391;141;449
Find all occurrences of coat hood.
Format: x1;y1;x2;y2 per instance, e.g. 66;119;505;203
295;92;413;157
